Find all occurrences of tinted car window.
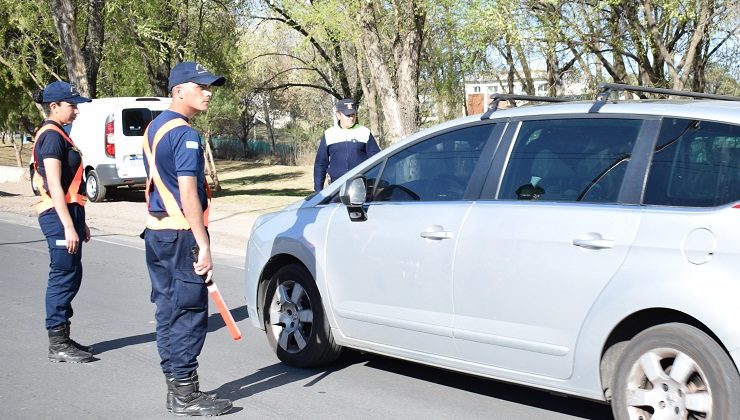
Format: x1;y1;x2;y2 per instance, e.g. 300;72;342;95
499;119;641;202
372;124;494;202
644;119;740;207
122;108;160;136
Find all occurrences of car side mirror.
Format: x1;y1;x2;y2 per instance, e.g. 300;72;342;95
340;177;368;222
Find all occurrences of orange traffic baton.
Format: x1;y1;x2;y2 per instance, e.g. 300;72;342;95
192;246;242;341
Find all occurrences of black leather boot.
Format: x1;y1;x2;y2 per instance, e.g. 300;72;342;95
166;374;219;412
171;372;232;416
64;322;94;353
48;327;93;363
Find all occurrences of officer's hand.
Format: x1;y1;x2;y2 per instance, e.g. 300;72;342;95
64;226;80;254
83;223;91;242
194;247;213;278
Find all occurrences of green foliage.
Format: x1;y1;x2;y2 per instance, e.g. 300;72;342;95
1;0;739;157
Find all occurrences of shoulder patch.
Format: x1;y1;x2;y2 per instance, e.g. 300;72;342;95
186;140;199;149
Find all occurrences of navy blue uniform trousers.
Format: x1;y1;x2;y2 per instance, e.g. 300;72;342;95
39;203;85;330
144;228;208;379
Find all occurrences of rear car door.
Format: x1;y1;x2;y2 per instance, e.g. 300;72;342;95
115;107;162;179
324;123;497;358
452;117;647;379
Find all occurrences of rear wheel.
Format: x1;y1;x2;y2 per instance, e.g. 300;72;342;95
262;264;342;367
611;323;740;420
85;170;107;202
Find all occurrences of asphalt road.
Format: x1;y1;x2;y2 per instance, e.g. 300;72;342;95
0;212;614;420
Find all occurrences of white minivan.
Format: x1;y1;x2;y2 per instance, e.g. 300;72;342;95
30;97;171;201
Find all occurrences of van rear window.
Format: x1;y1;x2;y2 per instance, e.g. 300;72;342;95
122;108;163;136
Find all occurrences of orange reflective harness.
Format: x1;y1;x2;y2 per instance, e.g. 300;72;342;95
32;124;87;214
143;118;211;230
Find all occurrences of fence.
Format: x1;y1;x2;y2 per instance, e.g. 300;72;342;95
211;137;316;166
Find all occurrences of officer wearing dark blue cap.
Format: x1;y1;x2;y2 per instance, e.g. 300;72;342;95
142;61;232;416
313;98;380;191
31;80;95;363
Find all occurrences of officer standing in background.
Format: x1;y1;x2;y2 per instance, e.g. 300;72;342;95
142;61;232;417
313;98;380;192
32;81;95;364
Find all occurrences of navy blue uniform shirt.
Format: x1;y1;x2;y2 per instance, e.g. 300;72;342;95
313;123;380;192
34;120;83;197
143;110;207;214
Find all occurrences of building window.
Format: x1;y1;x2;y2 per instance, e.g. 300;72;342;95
473;86;481;93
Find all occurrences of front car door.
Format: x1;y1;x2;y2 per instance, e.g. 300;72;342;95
452;117;647;379
324;123;497;359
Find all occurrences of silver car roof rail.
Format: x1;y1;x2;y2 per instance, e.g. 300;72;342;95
481;94;575;120
589;82;740;113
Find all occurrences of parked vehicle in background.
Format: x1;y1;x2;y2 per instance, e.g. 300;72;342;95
29;97;170;201
244;84;740;420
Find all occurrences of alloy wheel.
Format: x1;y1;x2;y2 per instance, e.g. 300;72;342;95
624;347;712;419
267;280;314;354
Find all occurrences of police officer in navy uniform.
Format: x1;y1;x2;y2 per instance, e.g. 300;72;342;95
32;81;95;364
313;98;380;192
142;61;232;416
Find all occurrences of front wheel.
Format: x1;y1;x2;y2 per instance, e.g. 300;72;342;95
611;323;740;420
85;169;107;202
262;264;342;367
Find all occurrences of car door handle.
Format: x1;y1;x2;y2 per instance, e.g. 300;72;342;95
572;238;614;249
420;230;453;240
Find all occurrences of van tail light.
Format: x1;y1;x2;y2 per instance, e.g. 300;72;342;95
105;117;115;157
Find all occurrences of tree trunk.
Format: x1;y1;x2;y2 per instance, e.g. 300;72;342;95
13;122;23;168
357;46;383;147
357;1;424;144
82;0;105;98
203;128;220;192
48;0;90;96
262;95;276;156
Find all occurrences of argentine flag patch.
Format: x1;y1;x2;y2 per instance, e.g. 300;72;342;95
186;141;199;149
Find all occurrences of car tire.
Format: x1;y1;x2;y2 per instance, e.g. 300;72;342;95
29;165;40;196
262;264;342;367
85;169;106;202
611;323;740;420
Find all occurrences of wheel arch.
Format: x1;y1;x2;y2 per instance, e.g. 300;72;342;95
599;308;731;401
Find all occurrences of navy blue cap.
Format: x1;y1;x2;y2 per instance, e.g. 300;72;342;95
336;99;357;116
168;61;226;90
42;81;91;104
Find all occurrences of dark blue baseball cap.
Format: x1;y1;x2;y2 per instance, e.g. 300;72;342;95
42;81;91;104
168;61;226;90
336;99;357;116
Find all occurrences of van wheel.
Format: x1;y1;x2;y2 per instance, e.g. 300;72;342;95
29;165;40;196
85;170;106;202
611;323;740;420
262;264;342;367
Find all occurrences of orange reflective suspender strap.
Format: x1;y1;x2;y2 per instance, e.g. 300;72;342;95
143;119;212;230
32;124;87;214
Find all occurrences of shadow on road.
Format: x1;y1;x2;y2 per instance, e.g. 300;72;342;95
214;350;368;403
93;305;250;354
93;331;156;354
361;352;614;419
218;348;613;419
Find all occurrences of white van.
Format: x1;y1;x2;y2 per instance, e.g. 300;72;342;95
30;97;171;201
